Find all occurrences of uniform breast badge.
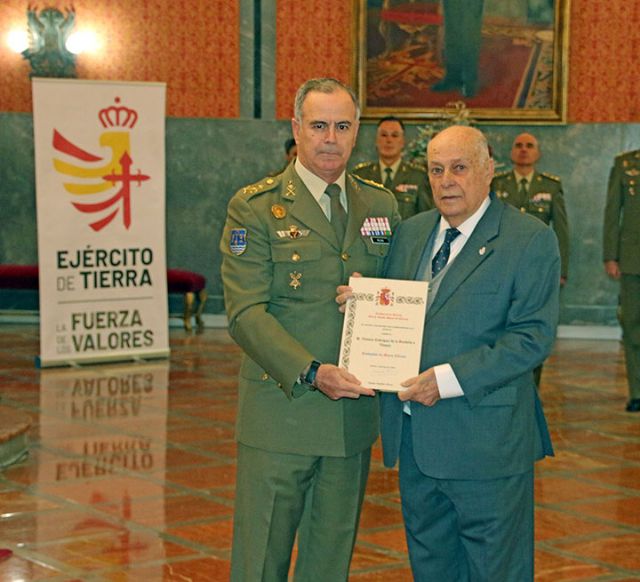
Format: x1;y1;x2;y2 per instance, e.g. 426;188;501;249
271;204;287;219
289;271;302;289
276;225;310;239
360;217;392;244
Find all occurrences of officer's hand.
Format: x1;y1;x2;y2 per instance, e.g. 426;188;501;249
398;367;440;407
315;364;375;400
604;260;621;280
336;272;362;313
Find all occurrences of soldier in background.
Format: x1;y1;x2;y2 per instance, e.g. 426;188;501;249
492;132;569;387
492;132;569;283
353;116;433;219
603;149;640;412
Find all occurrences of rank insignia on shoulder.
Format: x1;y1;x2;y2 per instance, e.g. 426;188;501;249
230;228;248;255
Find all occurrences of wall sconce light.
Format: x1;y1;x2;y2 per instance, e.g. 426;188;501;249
20;6;78;78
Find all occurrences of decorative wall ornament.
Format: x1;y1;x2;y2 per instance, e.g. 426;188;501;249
22;6;77;78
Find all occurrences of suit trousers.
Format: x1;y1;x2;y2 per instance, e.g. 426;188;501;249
231;442;370;582
621;274;640;399
398;415;534;582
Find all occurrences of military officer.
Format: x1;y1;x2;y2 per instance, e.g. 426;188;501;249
491;132;568;387
353;116;433;220
220;78;400;581
492;132;569;284
603;149;640;412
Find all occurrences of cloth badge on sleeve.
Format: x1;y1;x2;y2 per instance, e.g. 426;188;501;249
230;228;248;255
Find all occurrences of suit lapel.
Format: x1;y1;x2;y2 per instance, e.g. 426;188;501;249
428;199;503;319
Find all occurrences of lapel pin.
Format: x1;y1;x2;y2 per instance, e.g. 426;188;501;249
479;246;486;255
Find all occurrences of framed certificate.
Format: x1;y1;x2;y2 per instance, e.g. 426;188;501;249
339;276;428;392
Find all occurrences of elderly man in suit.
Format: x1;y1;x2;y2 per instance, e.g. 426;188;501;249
220;78;399;581
603;148;640;412
353;116;432;219
339;125;559;581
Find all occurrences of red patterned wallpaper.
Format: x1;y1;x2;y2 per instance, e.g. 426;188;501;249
1;1;639;121
0;0;240;118
275;0;354;120
568;1;640;121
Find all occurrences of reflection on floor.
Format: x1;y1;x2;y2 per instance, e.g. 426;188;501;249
0;325;639;581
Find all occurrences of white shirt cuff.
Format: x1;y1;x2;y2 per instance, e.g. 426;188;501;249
434;364;464;399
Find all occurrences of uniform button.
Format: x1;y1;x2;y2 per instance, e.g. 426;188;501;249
341;252;350;261
278;383;283;388
261;373;269;381
520;207;526;213
538;208;544;213
292;252;301;262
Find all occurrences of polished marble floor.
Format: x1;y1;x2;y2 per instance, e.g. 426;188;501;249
0;324;639;581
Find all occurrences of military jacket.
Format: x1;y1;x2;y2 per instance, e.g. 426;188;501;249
352;159;433;220
220;164;400;457
492;170;569;278
603;149;640;274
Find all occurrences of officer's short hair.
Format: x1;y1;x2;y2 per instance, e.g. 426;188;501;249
294;78;360;123
377;116;405;132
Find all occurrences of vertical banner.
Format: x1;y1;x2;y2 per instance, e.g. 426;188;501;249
33;79;169;367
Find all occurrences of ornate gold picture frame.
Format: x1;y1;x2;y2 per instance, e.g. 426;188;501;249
353;0;570;123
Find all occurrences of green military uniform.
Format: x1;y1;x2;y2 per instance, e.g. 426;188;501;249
220;163;400;581
352;159;433;220
603;149;640;401
492;170;570;279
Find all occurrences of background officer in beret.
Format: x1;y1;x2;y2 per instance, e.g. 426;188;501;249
603;149;640;412
220;78;400;581
491;132;569;387
353;116;433;220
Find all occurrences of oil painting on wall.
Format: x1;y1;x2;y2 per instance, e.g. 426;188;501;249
354;0;569;122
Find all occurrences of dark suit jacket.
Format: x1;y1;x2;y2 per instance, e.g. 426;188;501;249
380;196;558;480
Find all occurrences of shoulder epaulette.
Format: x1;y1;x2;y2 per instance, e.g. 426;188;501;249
405;160;428;173
239;174;281;198
353;161;375;171
540;171;561;182
351;174;386;190
616;149;640;159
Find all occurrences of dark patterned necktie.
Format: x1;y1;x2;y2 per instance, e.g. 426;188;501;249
384;167;393;190
325;183;347;243
431;228;462;278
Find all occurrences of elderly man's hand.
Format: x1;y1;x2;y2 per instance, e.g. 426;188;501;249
398;367;441;407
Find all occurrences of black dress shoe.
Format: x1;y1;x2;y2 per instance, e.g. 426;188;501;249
626;398;640;412
431;78;462;92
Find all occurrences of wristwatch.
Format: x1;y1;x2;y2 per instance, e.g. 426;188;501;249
302;360;322;390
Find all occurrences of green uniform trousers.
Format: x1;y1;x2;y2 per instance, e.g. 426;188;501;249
231;443;371;582
621;274;640;399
